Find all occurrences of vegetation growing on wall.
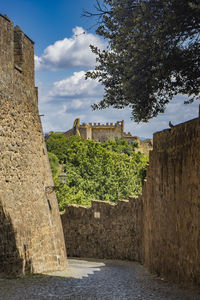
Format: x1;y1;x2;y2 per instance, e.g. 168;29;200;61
46;133;148;210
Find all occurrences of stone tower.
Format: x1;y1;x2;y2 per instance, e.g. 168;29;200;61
0;14;67;276
64;118;139;145
65;119;126;142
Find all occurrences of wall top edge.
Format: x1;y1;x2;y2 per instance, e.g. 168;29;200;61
79;121;124;128
14;25;35;44
64;204;89;209
0;14;34;44
24;33;35;44
153;117;199;138
0;13;12;23
61;197;142;214
92;200;116;206
81;124;122;128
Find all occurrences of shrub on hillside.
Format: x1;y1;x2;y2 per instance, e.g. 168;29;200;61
46;133;148;210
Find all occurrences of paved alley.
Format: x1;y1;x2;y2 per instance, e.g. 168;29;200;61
0;259;199;300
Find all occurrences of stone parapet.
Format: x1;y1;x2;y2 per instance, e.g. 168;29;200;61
64;119;125;142
61;197;143;261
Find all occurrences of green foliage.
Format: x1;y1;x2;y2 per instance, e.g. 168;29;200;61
46;133;148;210
46;133;68;162
85;0;200;122
48;152;60;177
102;137;138;155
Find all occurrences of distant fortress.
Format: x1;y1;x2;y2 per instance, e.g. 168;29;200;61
64;118;138;144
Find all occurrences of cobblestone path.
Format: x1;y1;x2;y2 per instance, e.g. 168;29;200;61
0;259;199;300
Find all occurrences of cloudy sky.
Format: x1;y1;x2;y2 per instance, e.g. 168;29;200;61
2;0;199;138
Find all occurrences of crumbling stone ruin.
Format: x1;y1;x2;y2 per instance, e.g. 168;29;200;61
0;14;67;276
65;118;137;144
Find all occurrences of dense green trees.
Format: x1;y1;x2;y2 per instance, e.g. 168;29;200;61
46;133;148;210
85;0;200;122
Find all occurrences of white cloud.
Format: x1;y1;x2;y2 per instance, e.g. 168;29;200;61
35;26;199;138
39;91;200;138
37;70;199;138
49;71;103;99
35;27;106;70
38;70;105;132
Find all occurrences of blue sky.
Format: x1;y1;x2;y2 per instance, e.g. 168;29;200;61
1;0;199;138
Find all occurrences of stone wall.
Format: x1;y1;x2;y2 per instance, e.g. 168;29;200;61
61;197;143;261
64;119;125;142
0;14;67;276
61;114;200;287
142;117;200;285
91;127;120;142
79;126;92;140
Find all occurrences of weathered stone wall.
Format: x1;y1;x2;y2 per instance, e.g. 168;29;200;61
61;115;200;287
91;125;122;142
64;119;125;142
0;14;67;276
79;126;91;140
142;117;200;285
0;202;23;277
61;197;143;261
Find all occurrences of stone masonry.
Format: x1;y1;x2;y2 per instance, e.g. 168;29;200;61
1;13;199;289
61;114;200;288
0;14;67;276
64;118;137;144
142;116;200;286
61;197;143;262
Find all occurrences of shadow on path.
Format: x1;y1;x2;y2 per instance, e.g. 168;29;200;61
0;201;24;277
0;258;199;300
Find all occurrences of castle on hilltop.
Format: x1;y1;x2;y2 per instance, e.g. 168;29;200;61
64;118;137;144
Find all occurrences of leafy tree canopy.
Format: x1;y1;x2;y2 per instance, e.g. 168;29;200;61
46;133;148;210
85;0;200;122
